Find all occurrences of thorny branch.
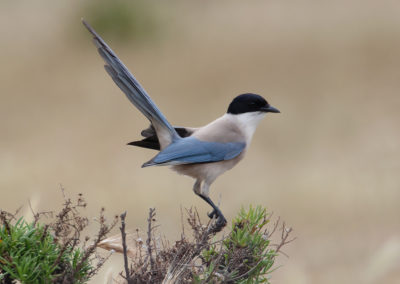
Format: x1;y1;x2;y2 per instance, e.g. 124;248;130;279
146;208;156;280
105;206;294;283
275;222;296;255
28;199;52;226
120;211;132;284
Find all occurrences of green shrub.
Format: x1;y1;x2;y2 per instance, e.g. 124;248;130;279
193;205;292;283
0;218;90;283
113;206;294;283
0;193;118;283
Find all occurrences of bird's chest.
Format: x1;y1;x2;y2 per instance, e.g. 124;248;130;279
192;122;245;144
171;150;246;182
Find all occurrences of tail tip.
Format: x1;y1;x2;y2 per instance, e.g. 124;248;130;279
142;161;154;168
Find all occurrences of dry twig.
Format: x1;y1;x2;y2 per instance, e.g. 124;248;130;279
119;211;132;284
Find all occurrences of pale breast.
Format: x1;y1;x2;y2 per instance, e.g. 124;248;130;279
192;114;246;144
171;150;246;184
170;114;248;184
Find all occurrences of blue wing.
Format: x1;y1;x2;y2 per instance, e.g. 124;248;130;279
142;137;246;167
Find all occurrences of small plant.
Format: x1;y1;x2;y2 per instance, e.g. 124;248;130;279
0;191;118;283
100;206;294;283
0;193;293;283
0;219;90;283
196;205;291;283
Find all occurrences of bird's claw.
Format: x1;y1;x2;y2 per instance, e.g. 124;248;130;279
208;210;227;229
206;207;227;230
216;215;227;228
207;209;218;219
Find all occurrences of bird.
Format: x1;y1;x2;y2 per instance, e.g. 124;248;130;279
82;20;280;229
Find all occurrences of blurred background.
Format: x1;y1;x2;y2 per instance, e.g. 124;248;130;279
1;0;399;283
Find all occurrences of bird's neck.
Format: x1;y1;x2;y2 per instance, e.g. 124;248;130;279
225;112;265;144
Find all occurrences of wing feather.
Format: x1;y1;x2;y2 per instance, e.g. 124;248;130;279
82;19;179;146
142;137;245;167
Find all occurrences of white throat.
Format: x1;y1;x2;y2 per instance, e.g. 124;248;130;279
228;112;266;144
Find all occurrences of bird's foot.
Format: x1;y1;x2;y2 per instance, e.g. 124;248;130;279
207;209;218;219
208;209;227;231
208;215;227;233
216;215;227;228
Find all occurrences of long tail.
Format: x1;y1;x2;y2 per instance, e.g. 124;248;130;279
82;19;179;148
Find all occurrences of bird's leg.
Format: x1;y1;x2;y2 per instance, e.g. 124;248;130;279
198;194;227;228
193;180;227;228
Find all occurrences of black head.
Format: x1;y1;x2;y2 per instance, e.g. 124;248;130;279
227;93;280;115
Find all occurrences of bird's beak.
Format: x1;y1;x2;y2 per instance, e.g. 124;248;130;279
261;105;280;113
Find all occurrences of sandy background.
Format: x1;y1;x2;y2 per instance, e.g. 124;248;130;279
1;0;400;283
